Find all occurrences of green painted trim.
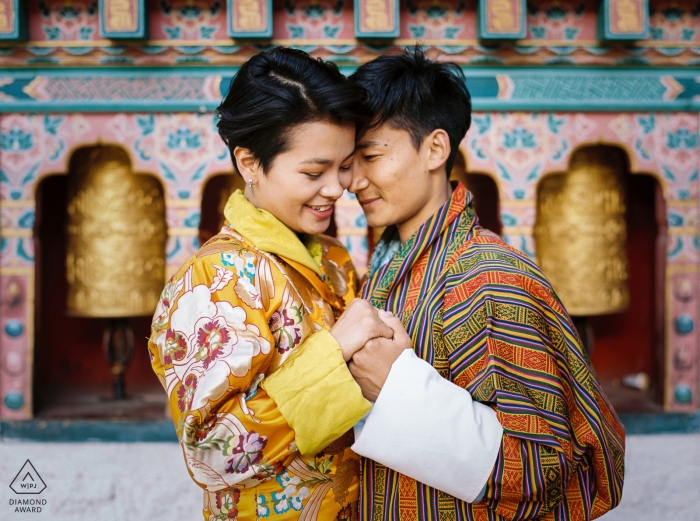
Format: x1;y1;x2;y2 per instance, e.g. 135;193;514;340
0;420;177;442
619;412;700;434
0;412;697;442
1;65;699;113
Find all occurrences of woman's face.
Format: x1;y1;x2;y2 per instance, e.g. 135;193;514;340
239;120;356;235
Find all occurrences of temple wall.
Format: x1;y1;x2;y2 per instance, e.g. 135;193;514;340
1;0;700;421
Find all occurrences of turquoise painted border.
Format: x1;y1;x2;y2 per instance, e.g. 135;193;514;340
98;0;147;39
0;66;699;112
227;0;273;39
354;0;400;39
0;0;27;41
1;412;696;442
599;0;649;41
0;420;176;442
478;0;527;40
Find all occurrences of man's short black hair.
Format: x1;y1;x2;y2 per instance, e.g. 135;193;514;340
350;47;471;175
217;47;368;175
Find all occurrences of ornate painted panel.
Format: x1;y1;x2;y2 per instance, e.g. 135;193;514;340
227;0;273;38
0;0;694;66
599;0;648;40
0;0;26;40
478;0;526;39
354;0;400;38
99;0;148;38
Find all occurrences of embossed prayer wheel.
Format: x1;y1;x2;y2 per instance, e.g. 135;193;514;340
66;145;166;317
534;146;629;316
66;145;166;399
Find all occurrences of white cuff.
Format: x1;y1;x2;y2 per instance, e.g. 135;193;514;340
352;349;503;503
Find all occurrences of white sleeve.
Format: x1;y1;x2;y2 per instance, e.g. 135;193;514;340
352;349;503;503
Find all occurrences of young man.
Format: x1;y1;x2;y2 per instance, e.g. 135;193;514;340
335;49;625;520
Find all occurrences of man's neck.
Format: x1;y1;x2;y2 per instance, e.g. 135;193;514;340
397;177;453;243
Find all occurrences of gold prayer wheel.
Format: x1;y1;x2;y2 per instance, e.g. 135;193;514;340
534;146;629;316
66;145;166;318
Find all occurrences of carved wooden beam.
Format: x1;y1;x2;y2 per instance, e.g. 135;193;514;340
99;0;148;39
354;0;400;39
227;0;273;39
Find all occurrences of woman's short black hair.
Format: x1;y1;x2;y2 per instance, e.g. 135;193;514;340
350;47;471;175
217;47;368;175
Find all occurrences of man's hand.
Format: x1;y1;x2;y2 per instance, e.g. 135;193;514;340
331;299;394;362
348;311;413;401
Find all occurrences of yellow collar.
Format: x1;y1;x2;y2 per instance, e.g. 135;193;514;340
223;190;323;276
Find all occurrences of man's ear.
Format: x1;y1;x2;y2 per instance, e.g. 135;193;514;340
233;146;261;183
426;129;450;172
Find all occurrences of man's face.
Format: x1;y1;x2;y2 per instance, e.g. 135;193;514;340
350;123;439;234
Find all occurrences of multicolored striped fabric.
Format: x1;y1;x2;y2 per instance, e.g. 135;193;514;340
359;183;625;520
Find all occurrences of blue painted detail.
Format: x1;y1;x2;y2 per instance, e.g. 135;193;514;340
478;0;527;40
227;0;273;38
184;212;201;228
501;214;517;226
668;211;684;227
178;190;190;199
99;0;148;39
0;420;177;442
674;384;693;404
18;211;35;229
167;237;182;260
599;0;649;41
0;0;27;41
4;320;24;337
3;392;24;410
354;0;400;38
675;314;694;335
16;239;34;262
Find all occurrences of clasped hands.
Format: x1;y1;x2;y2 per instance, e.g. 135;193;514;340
330;299;412;401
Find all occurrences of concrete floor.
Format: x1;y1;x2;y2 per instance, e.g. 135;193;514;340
1;433;698;520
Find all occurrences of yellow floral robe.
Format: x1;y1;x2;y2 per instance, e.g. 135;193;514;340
149;190;370;521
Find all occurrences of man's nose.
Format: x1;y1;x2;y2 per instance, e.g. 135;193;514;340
349;165;370;193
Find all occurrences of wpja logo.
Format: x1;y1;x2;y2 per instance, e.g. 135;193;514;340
9;460;47;513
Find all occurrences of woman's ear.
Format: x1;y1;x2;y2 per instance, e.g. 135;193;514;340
426;129;450;172
233;147;261;184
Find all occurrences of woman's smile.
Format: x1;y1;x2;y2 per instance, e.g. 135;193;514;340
305;204;335;219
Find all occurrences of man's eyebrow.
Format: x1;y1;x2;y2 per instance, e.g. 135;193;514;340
355;140;381;150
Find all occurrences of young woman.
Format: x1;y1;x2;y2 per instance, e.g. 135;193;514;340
148;48;389;520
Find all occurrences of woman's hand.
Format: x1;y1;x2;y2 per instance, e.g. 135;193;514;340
330;299;394;361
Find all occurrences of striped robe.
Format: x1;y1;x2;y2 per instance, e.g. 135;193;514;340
359;183;625;520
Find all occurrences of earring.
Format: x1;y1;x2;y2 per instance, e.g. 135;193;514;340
248;178;253;189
